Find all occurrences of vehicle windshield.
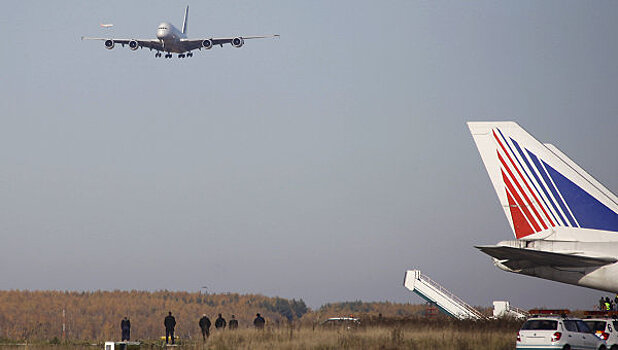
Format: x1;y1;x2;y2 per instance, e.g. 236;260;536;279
521;320;558;330
584;321;606;332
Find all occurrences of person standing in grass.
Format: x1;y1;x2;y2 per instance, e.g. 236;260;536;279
253;313;265;329
228;315;238;330
164;311;176;345
215;313;226;330
198;314;211;340
121;317;131;341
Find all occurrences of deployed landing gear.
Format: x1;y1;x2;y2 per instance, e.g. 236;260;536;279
156;52;191;60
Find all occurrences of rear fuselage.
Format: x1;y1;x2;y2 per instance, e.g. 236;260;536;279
493;238;618;293
468;121;618;294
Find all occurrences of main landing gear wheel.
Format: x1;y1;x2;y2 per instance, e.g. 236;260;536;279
155;52;162;58
178;54;185;58
187;52;193;57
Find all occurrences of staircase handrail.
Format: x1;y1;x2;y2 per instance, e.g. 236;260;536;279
416;272;486;319
510;306;529;317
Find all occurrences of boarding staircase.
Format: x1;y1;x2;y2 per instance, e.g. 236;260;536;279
404;270;487;320
492;301;529;319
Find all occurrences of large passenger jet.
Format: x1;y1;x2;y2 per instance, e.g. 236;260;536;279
82;6;279;58
468;121;618;293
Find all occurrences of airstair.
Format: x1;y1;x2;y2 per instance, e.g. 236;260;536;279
404;270;487;320
492;301;529;319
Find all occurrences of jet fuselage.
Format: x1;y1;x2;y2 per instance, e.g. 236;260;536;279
156;22;187;53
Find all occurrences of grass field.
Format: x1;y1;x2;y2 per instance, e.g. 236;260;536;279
188;326;516;350
0;319;521;350
165;319;520;350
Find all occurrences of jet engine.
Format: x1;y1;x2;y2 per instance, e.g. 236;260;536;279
104;39;115;50
231;37;244;48
202;39;213;50
128;40;139;51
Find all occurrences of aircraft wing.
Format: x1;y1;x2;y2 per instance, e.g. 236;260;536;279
476;245;617;269
180;35;279;51
81;37;164;51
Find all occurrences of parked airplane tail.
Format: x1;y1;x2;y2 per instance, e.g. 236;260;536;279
468;122;618;239
182;6;189;34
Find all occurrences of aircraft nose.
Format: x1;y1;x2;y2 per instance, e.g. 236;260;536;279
157;27;170;39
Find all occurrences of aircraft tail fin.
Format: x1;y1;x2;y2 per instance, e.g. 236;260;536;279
182;5;189;34
468;121;618;239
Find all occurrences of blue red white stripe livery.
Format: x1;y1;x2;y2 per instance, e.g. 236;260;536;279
468;121;618;293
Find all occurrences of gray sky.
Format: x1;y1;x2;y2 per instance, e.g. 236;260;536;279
1;1;617;310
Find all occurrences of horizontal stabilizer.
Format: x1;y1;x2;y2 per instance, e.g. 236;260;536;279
476;245;616;269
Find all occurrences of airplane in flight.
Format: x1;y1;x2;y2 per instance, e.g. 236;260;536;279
468;121;618;293
82;6;279;58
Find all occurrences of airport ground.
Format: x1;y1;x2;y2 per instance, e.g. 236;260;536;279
192;320;519;350
0;318;521;350
0;290;531;349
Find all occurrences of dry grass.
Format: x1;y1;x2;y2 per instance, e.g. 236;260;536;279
180;322;517;350
0;319;519;350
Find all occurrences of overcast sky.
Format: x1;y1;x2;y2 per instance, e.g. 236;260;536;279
1;1;617;310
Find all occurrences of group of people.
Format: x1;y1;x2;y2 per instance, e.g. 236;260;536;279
119;311;267;344
198;312;266;341
198;313;236;340
599;295;618;311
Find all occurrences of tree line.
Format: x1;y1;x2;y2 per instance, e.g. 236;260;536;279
316;300;425;319
0;290;428;342
0;290;308;341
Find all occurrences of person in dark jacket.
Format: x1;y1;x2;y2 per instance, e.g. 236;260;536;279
228;315;238;330
214;313;226;329
164;311;176;344
253;313;265;329
121;317;131;341
198;314;211;340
